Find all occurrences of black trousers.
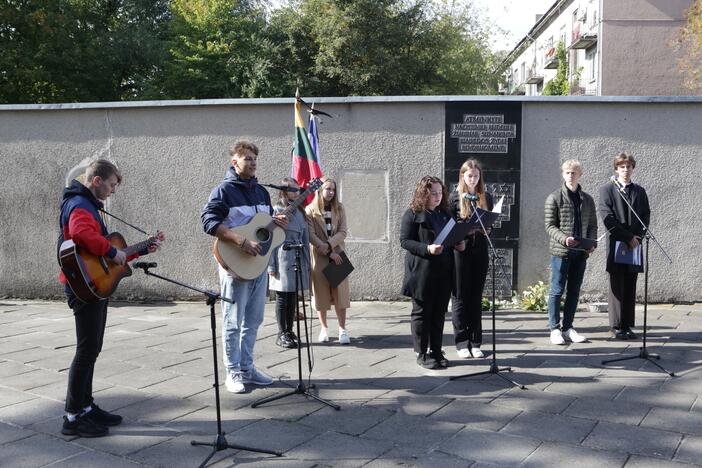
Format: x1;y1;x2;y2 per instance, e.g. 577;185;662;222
608;272;638;329
411;295;450;355
452;235;489;348
65;294;108;414
275;291;296;335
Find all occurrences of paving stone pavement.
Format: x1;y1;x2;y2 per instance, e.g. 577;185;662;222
0;300;700;467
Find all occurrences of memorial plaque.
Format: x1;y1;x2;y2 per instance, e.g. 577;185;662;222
445;101;522;293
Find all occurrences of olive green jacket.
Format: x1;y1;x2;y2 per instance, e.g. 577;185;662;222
544;183;597;257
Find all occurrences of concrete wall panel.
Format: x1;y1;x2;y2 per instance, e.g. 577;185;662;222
521;101;702;302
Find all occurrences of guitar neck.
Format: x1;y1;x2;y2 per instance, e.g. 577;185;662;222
124;239;152;256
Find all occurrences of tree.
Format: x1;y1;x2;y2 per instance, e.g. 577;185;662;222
543;41;569;96
0;0;169;104
264;0;499;96
673;0;702;93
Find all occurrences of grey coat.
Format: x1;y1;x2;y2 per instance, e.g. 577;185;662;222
544;183;598;257
268;205;310;292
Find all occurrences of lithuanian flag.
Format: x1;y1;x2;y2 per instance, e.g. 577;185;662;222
292;90;323;204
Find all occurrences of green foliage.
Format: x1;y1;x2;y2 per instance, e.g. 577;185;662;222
0;0;169;103
542;41;569;96
520;281;549;311
0;0;502;102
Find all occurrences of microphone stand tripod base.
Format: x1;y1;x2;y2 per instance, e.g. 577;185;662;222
601;347;674;376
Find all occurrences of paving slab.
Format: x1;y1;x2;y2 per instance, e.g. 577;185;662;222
500;410;597;444
361;412;464;451
674;435;702;465
0;433;86;467
437;426;541;465
583;421;682;459
522;441;627;467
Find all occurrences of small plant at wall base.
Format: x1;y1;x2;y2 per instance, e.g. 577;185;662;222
521;281;549;311
543;41;569;96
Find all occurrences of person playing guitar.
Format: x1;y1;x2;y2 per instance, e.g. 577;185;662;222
201;140;289;394
58;159;163;438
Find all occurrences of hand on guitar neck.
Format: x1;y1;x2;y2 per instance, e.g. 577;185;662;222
113;230;165;265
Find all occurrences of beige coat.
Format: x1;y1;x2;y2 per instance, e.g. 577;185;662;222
305;204;351;311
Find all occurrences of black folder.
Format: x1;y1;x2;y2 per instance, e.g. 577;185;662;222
323;250;354;288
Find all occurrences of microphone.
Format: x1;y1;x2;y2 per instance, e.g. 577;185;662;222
462;193;480;202
610;176;625;193
266;183;300;192
282;243;305;251
133;262;157;269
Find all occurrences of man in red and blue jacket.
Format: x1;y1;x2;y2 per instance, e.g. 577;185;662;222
58;160;149;438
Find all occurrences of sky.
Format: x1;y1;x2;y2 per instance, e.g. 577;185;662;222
471;0;556;52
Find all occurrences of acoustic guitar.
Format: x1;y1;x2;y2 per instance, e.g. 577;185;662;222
214;178;323;280
59;232;160;303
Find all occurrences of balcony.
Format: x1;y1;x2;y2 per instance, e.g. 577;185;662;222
544;47;559;69
570;32;597;49
509;83;526;95
525;69;543;84
570;82;597;96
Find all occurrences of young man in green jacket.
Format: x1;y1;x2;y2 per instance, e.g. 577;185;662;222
544;160;598;344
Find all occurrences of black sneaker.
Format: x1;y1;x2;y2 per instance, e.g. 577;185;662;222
623;328;638;339
431;350;449;368
610;328;628;340
276;332;296;349
416;352;439;369
61;414;108;437
84;404;123;426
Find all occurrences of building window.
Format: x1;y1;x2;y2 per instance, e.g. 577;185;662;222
586;47;597;81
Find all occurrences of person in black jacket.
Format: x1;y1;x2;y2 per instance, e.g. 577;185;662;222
449;159;493;359
400;176;464;369
598;152;650;340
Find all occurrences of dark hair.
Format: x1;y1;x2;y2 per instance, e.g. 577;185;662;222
613;152;636;169
409;176;448;213
229;140;259;158
85;159;122;184
276;177;304;213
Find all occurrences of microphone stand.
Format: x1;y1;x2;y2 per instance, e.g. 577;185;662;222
450;199;526;389
251;244;340;410
601;180;674;376
132;264;281;467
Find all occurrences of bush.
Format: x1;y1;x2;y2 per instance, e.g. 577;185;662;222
521;281;549;311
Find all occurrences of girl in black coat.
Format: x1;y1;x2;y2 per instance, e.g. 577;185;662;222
449;159;493;359
598;153;650;339
400;176;464;369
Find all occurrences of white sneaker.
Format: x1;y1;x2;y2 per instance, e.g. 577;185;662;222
338;329;351;345
457;348;472;359
241;366;273;386
225;372;245;393
563;328;587;343
470;347;485;358
318;328;329;343
550;329;566;345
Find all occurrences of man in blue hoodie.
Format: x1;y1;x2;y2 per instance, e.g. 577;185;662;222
201;140;288;393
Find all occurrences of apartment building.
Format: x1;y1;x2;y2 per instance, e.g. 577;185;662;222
500;0;693;96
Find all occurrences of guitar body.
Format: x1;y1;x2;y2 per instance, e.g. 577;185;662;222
214;212;286;280
59;232;132;303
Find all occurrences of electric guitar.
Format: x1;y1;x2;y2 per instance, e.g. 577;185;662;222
214;178;323;280
59;232;162;303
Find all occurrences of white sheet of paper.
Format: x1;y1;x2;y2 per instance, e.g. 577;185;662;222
433;218;456;246
492;195;504;214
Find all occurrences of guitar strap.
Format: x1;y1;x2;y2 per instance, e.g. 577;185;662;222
98;208;149;236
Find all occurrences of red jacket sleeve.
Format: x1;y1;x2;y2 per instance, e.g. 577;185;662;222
68;208;115;257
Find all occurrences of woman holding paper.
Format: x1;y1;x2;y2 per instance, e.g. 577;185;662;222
400;176;464;369
598;153;649;340
449;159;494;359
306;176;352;345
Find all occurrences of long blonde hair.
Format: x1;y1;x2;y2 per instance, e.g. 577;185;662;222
308;176;343;217
457;159;487;219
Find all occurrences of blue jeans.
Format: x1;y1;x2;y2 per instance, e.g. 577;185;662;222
219;267;268;373
548;253;587;331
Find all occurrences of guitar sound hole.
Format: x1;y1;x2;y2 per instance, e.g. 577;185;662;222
256;229;270;243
